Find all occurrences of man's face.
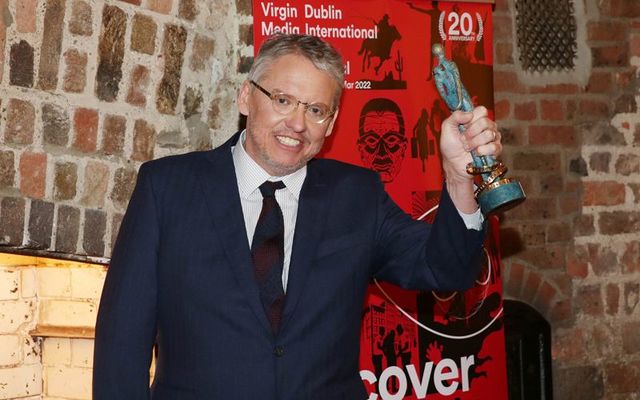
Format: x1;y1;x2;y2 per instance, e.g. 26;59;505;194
357;111;407;183
238;54;339;177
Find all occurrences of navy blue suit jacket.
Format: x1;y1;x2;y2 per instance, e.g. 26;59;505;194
93;133;484;399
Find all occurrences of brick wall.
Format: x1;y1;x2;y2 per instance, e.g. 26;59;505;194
493;0;640;397
0;0;252;258
1;0;639;398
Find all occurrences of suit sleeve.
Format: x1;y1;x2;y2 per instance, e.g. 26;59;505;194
93;163;159;400
372;179;485;291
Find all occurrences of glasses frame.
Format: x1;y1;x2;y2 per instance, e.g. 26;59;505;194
249;80;336;124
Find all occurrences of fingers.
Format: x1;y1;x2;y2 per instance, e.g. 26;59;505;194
459;106;502;157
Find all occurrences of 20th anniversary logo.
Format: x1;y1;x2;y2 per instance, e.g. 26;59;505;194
439;11;484;42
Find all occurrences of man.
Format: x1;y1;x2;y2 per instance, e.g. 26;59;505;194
93;34;501;399
356;97;408;183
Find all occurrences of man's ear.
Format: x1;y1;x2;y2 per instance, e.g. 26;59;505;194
237;80;251;116
324;109;339;138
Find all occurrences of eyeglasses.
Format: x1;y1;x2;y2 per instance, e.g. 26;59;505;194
250;80;335;124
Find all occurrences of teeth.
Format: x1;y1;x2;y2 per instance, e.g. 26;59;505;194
276;136;300;147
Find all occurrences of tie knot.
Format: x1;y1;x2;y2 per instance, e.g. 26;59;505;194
259;180;285;198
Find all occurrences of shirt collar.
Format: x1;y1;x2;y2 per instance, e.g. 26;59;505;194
232;130;306;200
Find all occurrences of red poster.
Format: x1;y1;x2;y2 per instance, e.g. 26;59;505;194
253;1;507;399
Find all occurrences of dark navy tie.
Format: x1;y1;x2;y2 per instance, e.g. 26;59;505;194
251;180;286;333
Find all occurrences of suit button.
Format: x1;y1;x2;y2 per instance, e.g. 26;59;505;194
273;346;284;357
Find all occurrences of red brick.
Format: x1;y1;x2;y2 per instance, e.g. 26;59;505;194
102;114;126;155
19;152;47;199
622;241;640;274
492;70;525;93
179;0;197;22
5;98;35;145
497;125;525;146
529;125;576;147
148;0;172;14
37;0;65;90
578;100;610;118
512;152;561;171
559;194;581;215
492;15;512;40
529;84;579;95
519;223;546;246
606;284;620;315
615;154;640;176
539;173;564;195
600;211;640;235
588;243;620;276
509;197;558;221
576;284;604;316
587;21;627;42
518;244;566;271
63;48;87;93
586;72;612;94
69;0;93;36
622;322;640;353
16;0;37;33
553;327;585;361
592;45;628;68
599;0;640;18
126;65;150;107
583;181;625;206
494;99;510;120
494;42;513;65
630;33;640;58
614;67;637;88
548;298;573;326
73;108;99;153
589;152;611;173
131;119;156;161
566;244;589;278
606;362;640;394
10;40;34;87
547;221;571;242
540;100;564;121
493;0;509;12
514;101;537;121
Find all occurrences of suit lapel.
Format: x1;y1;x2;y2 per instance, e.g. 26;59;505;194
281;160;331;331
198;133;273;334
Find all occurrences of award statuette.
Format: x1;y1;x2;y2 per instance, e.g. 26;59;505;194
432;43;525;215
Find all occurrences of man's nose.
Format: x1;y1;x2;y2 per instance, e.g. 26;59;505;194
285;105;307;132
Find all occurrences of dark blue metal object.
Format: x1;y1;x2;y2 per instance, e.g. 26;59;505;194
432;44;525;215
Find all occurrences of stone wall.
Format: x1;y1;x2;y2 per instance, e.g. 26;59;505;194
492;0;640;397
1;0;639;398
0;0;251;258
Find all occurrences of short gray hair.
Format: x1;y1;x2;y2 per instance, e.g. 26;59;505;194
248;34;344;107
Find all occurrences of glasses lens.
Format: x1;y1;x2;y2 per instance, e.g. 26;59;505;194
271;93;296;115
306;104;331;123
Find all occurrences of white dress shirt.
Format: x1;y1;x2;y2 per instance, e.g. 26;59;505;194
231;131;482;291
